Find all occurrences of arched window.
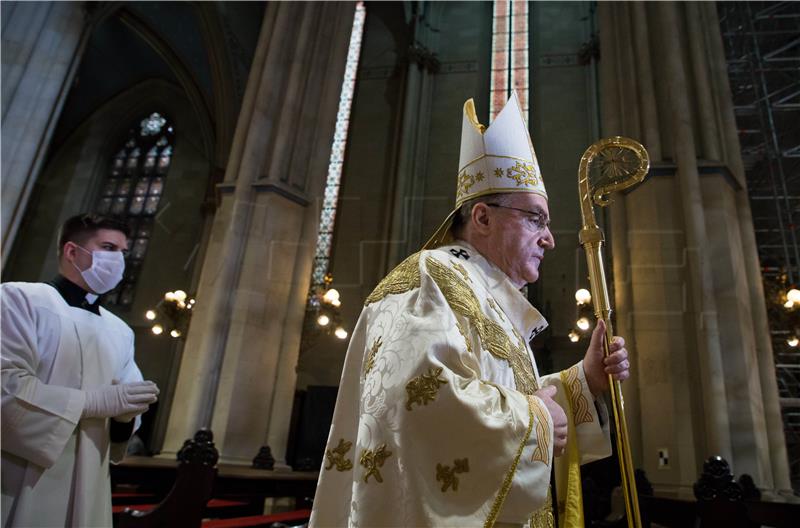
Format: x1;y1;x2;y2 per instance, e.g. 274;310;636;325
95;112;175;307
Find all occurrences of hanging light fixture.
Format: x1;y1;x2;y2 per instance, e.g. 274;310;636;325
576;317;591;331
575;288;592;305
145;290;195;339
306;273;349;341
788;288;800;304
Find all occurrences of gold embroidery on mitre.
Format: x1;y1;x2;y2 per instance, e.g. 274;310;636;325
484;390;536;528
365;252;421;305
405;367;448;411
324;438;353;471
529;489;556;528
451;261;472;283
493;167;504;178
425;256;538;394
360;444;392;483
436;458;470;492
505;160;539;187
529;396;551;465
363;336;383;378
486;297;505;322
457;170;485;199
565;364;594;425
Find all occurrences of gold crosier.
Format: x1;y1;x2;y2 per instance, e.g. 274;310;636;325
577;136;649;528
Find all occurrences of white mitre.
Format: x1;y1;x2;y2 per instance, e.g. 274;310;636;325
424;91;546;248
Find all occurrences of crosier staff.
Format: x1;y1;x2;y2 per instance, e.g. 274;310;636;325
577;136;649;528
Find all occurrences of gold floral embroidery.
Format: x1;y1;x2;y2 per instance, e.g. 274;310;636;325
360;444;392;483
493;167;503;178
484;391;536;528
406;367;448;410
505;161;539;187
486;298;505;322
457;170;485;198
436;458;469;492
456;320;472;354
365;252;421;305
364;336;383;378
529;396;551;465
426;256;538;394
451;261;472;283
565;364;593;425
324;439;353;471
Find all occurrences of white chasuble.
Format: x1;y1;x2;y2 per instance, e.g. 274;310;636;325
1;282;143;527
310;242;611;528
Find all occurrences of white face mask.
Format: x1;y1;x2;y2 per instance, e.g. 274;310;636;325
72;245;126;294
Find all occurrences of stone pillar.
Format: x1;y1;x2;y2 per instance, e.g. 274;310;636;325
384;1;441;267
1;2;88;262
162;1;356;464
598;1;790;494
700;2;792;493
658;0;733;464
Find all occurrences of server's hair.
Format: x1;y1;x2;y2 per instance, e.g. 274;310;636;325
57;213;131;257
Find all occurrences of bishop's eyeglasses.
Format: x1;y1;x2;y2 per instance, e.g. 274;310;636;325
486;203;551;231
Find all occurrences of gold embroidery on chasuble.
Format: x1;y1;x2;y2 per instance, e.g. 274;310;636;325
529;490;556;528
451;261;472;283
325;438;353;471
456;320;472;354
436;458;470;492
484;394;536;528
486;297;506;322
425;256;539;394
364;336;383;378
493;167;504;178
528;396;551;465
565;364;594;425
360;444;392;483
364;252;421;305
405;367;448;411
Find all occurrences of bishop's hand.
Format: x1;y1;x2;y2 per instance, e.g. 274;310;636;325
534;385;567;457
584;319;630;397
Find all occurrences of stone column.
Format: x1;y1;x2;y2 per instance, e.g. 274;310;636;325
384;1;441;268
659;0;733;465
700;2;792;493
1;1;88;263
599;1;791;494
162;1;356;464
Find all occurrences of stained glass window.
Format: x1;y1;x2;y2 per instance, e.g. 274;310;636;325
94;112;175;307
491;0;529;121
309;1;366;295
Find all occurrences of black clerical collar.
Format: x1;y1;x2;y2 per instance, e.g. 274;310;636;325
48;275;102;315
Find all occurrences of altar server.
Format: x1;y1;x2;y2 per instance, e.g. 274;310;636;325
2;213;159;527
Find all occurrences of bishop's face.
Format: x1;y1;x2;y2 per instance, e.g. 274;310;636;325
483;193;555;288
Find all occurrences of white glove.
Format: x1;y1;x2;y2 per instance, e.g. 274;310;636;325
82;381;159;420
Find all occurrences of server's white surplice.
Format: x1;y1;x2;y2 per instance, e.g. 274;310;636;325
1;282;143;527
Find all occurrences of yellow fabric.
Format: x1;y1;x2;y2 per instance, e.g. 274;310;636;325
558;370;585;528
464;98;486;133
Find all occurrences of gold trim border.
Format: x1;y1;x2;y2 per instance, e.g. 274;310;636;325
484;395;536;528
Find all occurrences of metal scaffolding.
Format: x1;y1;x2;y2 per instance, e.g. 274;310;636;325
718;0;800;490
